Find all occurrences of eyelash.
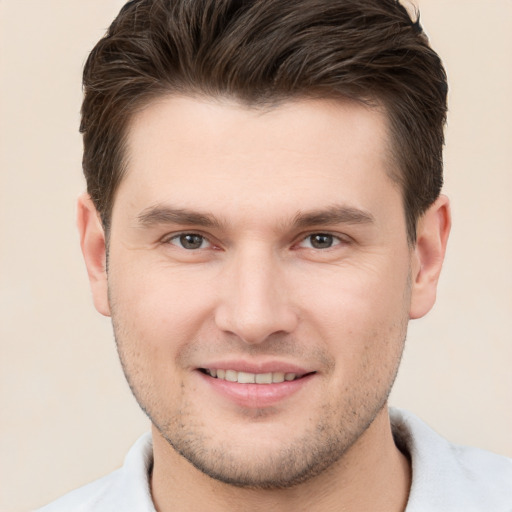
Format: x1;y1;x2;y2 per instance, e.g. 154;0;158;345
163;232;349;251
166;233;213;250
296;233;345;250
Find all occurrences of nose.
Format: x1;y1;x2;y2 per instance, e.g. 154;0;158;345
214;246;299;345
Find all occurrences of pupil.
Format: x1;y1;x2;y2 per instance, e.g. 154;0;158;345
311;234;333;249
180;234;203;249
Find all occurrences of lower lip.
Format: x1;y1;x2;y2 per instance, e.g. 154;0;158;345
197;371;315;408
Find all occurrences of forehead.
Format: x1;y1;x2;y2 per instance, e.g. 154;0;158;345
115;95;400;226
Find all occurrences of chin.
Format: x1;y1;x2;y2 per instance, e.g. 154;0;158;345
154;403;381;489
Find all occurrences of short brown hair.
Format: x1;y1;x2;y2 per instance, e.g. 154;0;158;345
81;0;447;242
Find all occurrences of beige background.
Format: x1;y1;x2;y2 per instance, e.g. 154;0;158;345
1;1;511;510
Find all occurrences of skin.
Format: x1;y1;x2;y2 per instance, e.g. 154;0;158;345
78;96;450;511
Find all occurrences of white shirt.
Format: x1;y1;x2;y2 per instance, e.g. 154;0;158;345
36;408;512;511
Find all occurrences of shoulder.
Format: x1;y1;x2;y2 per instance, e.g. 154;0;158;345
35;470;123;512
34;433;155;512
390;408;512;512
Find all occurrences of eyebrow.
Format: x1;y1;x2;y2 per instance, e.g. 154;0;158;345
291;205;375;229
136;204;374;230
137;205;223;229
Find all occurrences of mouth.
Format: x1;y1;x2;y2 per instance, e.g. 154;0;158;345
197;366;317;408
199;368;313;384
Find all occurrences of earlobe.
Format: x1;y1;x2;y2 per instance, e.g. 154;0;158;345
409;195;451;319
77;193;111;317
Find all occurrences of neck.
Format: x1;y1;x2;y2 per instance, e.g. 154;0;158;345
150;406;411;512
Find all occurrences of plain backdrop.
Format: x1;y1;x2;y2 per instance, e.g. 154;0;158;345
1;1;511;510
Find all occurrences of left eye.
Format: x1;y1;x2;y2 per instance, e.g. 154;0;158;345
299;233;341;249
168;233;211;250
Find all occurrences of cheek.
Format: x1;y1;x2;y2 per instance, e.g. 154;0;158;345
301;258;410;322
297;259;410;366
107;265;205;412
107;261;221;385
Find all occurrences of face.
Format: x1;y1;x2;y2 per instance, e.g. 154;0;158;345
102;97;416;487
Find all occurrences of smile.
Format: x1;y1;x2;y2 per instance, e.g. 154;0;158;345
197;367;316;407
201;369;306;384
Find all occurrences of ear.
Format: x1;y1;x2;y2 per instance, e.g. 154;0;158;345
77;193;111;317
409;195;451;319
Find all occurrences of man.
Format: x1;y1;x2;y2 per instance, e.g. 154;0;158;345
37;0;511;510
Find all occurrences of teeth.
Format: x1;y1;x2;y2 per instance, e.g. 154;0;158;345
207;369;299;384
225;370;238;382
255;373;272;384
238;371;255;384
272;372;285;383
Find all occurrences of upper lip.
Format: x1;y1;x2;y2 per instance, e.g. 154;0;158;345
196;359;314;376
